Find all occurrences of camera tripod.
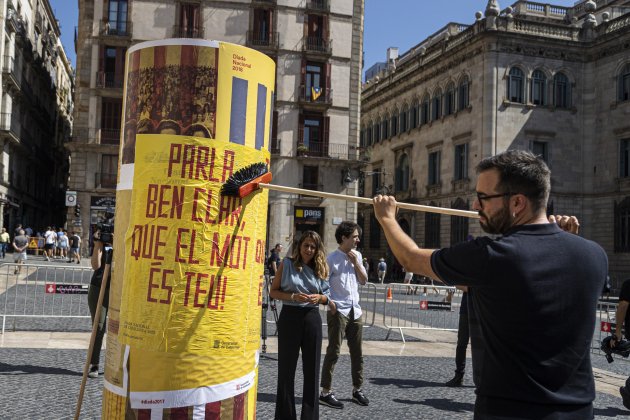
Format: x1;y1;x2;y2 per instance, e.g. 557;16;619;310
261;272;279;354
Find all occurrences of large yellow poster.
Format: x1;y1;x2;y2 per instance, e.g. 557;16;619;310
105;39;275;418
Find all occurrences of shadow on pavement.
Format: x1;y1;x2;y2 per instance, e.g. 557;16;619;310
369;376;447;388
0;361;82;376
394;398;474;413
593;406;630;417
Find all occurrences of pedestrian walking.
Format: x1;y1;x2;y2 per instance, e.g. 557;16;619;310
68;231;82;264
269;231;333;420
43;226;56;261
445;287;470;387
320;221;369;410
0;228;10;258
373;150;608;418
377;258;386;284
12;229;28;274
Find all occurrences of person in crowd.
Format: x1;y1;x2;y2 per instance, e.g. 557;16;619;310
87;228;112;378
614;278;630;410
43;226;57;261
445;286;471;387
57;228;68;260
373;150;608;418
13;223;22;237
0;228;10;258
68;231;82;264
377;257;387;284
403;267;414;294
320;221;369;410
267;243;283;278
270;231;333;420
12;229;28;275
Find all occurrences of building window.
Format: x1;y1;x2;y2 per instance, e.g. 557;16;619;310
615;197;630;252
371;170;381;197
252;8;273;45
445;83;455;116
302;165;319;190
301;116;322;153
101;98;122;144
553;72;570;109
621;139;630;178
178;3;202;38
532;141;548;163
450;198;469;245
410;101;418;129
107;0;128;35
370;213;381;249
507;67;524;103
431;89;442;121
619;64;630;102
428;151;441;185
395;153;410;192
100;154;118;188
367;126;373;146
382;118;389;140
425;207;441;248
305;62;323;101
454;143;468;181
373;120;380;143
458;75;470;110
531;69;547;106
400;107;407;133
421;95;430;125
390;114;398;137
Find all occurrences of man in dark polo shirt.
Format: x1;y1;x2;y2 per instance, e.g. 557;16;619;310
373;150;608;419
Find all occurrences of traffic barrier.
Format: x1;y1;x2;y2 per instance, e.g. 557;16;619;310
592;300;630;363
262;277;378;331
382;282;460;343
0;262;93;334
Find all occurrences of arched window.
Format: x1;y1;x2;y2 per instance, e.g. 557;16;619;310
360;128;365;148
431;89;442;121
531;69;547;106
421;95;430;125
382;117;389;140
618;63;630;102
373;120;380;143
553;72;571;109
410;100;419;129
507;67;524;103
458;75;470;110
395;153;409;192
445;83;456;116
400;106;408;132
366;126;373;146
450;197;469;245
391;113;398;137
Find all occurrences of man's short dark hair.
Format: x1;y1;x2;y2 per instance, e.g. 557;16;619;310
476;149;550;214
335;221;362;244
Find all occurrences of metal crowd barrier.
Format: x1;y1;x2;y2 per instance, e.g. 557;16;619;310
262;275;378;331
592;300;630;363
382;283;460;343
0;262;93;334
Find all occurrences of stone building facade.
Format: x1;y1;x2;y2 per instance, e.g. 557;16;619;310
0;0;73;233
71;0;364;253
360;0;630;285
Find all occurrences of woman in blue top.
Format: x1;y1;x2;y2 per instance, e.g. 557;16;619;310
270;230;336;420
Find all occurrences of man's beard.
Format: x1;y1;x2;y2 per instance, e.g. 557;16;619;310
479;205;513;235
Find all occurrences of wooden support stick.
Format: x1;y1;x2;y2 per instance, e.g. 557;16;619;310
258;183;479;219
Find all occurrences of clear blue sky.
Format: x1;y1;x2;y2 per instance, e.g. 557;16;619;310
49;0;579;71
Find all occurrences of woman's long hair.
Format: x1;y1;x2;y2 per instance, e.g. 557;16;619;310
290;230;329;280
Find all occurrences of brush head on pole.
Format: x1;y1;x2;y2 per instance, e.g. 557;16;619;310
221;162;272;198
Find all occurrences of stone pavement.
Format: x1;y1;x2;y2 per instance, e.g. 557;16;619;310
1;325;630;419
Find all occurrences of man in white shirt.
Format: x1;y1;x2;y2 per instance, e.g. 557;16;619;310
43;227;57;261
319;221;369;410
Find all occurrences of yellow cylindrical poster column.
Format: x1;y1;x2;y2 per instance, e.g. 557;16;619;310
104;39;275;419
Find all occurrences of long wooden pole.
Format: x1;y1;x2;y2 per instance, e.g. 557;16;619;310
74;254;112;420
258;183;480;219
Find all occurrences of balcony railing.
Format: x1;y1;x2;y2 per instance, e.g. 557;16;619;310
172;25;204;39
96;71;124;89
296;140;364;160
95;172;117;189
299;85;332;105
306;0;329;12
246;30;279;48
100;19;132;36
303;36;332;54
70;128;121;145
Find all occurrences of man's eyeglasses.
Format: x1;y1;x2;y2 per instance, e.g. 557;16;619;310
476;192;513;208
